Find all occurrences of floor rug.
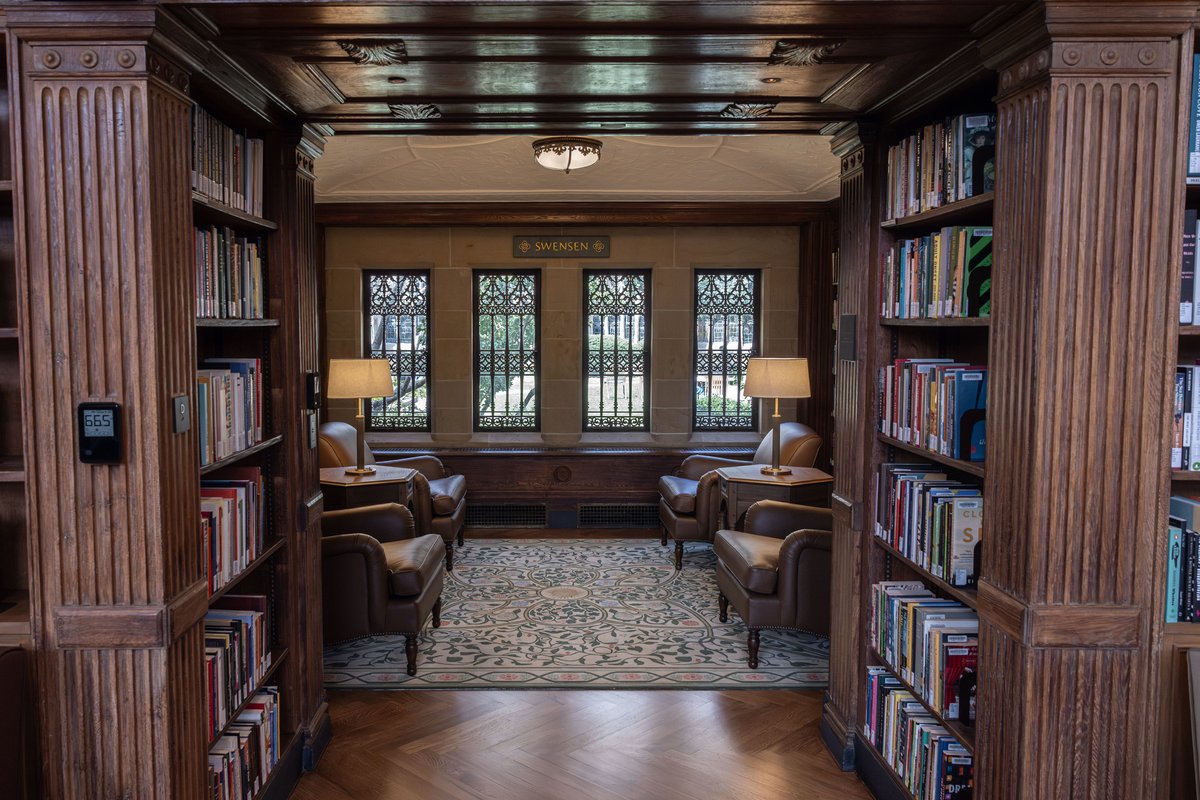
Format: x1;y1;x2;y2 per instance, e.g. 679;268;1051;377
324;538;829;689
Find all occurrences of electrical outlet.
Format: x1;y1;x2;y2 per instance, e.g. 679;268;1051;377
172;395;190;433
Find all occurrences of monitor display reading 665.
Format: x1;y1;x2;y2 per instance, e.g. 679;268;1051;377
78;402;121;464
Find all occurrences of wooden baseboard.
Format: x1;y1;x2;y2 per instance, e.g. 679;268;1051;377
303;702;333;771
821;696;856;771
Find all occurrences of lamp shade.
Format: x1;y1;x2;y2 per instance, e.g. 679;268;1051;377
743;357;811;399
326;358;393;399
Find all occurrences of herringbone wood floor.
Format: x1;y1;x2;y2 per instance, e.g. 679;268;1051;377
294;689;871;800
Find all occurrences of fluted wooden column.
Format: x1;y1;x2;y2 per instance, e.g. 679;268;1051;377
11;16;207;798
978;4;1192;796
821;123;880;769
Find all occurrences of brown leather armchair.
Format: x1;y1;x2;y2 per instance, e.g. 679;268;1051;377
319;421;467;570
321;503;445;676
714;499;832;668
658;421;821;570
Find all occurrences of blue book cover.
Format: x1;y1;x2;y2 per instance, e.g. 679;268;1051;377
1168;517;1184;623
197;381;209;466
1191;54;1200;176
952;369;987;461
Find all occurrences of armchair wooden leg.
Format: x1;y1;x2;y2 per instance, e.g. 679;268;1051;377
747;629;760;669
719;592;729;623
661;527;667;546
457;528;465;547
445;547;454;572
405;634;419;676
433;596;442;629
674;541;683;571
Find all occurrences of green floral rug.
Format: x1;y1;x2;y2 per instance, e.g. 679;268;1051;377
324;538;829;689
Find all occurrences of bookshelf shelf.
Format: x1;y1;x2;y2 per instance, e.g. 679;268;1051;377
880;191;994;232
0;456;24;482
200;434;284;476
0;327;16;338
192;192;277;232
877;433;986;478
1165;622;1200;638
856;736;918;800
0;179;13;194
880;317;989;328
207;647;289;749
1171;470;1200;482
871;536;980;610
1179;326;1200;337
208;538;286;604
0;590;30;638
196;318;280;329
869;648;976;753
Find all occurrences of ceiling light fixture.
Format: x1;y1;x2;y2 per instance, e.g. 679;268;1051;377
761;77;782;84
532;137;602;174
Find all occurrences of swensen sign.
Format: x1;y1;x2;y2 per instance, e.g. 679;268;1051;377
513;236;611;258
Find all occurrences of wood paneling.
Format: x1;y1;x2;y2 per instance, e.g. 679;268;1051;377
796;211;837;472
976;3;1194;796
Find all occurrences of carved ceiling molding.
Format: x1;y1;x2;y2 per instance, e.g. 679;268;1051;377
720;103;776;119
388;103;442;119
337;39;408;66
769;39;845;66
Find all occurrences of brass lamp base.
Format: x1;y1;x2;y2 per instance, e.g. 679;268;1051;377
344;465;376;476
760;465;792;476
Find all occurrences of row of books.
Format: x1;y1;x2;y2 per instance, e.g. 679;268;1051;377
874;463;982;587
198;359;264;466
885;112;996;220
1167;496;1200;622
881;226;992;320
192;104;265;216
195;226;265;320
1172;364;1200;471
878;359;988;462
865;668;973;800
201;468;265;595
205;596;273;742
869;581;978;719
207;686;281;800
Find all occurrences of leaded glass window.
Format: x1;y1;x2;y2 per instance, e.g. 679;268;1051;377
364;270;431;431
694;269;760;430
474;270;540;431
584;270;650;431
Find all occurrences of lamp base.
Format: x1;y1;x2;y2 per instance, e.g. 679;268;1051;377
344;466;377;476
760;465;793;476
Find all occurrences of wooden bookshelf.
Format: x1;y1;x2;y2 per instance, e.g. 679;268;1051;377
1171;470;1200;482
208;538;286;604
207;647;288;748
0;456;23;482
199;434;284;476
868;648;975;752
877;433;986;479
196;317;280;329
0;590;30;639
191;191;278;232
879;317;989;328
871;536;979;610
1179;325;1200;337
0;326;15;338
880;191;994;232
855;736;918;800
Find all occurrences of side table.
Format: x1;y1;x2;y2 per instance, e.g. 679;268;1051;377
320;465;417;512
715;464;833;530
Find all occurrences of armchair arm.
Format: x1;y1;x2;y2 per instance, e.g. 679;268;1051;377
743;500;832;540
321;533;390;640
321;502;416;543
376;454;448;481
693;471;725;541
774;529;832;637
678;454;748;481
408;473;435;535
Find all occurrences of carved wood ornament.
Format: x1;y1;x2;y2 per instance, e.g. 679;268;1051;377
388;103;442;119
338;39;409;66
769;39;845;66
719;103;776;119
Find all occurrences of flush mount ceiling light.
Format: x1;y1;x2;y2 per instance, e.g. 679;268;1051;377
532;137;602;174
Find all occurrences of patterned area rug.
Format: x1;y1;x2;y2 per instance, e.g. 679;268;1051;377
324;538;829;689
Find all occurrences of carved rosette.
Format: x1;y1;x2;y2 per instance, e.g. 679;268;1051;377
769;39;844;66
839;149;865;178
338;40;408;66
389;103;442;119
997;40;1172;99
719;103;776;119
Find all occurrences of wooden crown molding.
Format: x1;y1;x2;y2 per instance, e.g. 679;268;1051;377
316;201;835;227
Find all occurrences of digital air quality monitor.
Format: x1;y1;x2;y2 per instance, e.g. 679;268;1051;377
78;402;122;464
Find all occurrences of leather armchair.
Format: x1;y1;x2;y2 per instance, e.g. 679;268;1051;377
714;499;832;668
319;421;467;570
321;503;446;675
658;421;821;569
0;645;27;798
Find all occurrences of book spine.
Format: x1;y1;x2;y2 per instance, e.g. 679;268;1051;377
1168;521;1183;623
1190;54;1200;176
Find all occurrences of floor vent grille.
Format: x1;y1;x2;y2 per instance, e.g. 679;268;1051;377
577;503;660;529
466;504;549;528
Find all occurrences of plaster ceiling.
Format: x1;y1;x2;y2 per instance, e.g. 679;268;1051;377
314;134;840;203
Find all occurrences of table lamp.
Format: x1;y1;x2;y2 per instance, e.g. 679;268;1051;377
326;358;394;475
743;357;812;475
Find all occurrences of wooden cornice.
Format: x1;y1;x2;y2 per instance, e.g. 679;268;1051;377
316;202;836;227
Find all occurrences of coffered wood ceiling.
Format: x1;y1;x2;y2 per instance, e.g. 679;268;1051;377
179;1;1028;135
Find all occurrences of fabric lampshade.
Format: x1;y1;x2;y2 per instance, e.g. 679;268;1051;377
743;357;811;399
326;358;393;399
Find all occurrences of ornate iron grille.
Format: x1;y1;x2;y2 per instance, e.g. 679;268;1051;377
364;270;431;431
474;271;540;430
584;270;650;430
693;269;760;430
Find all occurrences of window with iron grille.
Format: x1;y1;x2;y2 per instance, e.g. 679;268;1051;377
693;269;760;431
363;270;431;431
584;270;650;431
474;270;540;431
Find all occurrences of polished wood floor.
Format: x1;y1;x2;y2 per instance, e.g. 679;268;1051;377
295;689;871;800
